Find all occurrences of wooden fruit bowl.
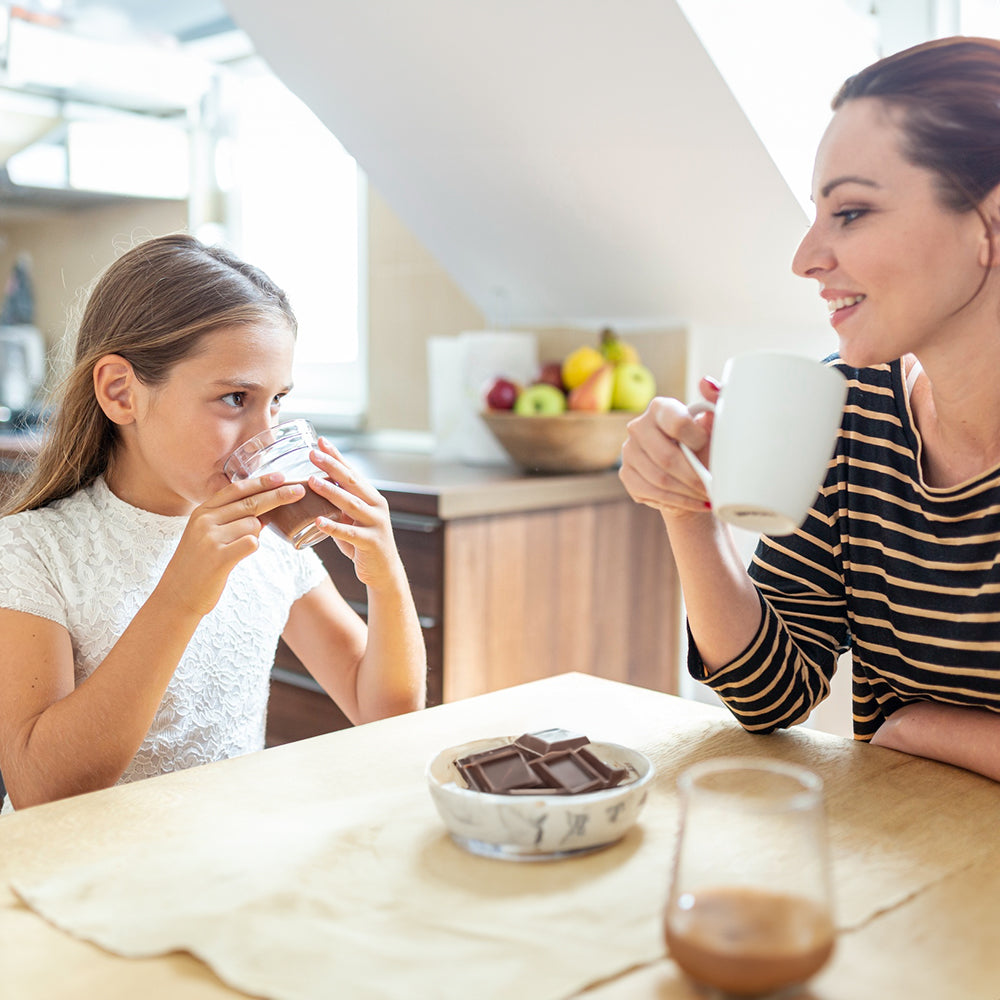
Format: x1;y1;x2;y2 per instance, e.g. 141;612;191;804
481;410;635;473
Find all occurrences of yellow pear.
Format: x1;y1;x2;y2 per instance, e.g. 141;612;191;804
568;363;614;411
600;327;640;365
561;345;605;390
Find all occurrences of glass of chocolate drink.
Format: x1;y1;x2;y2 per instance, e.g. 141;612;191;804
664;758;835;997
224;419;340;549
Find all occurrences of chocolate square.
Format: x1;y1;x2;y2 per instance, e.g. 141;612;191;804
529;750;606;793
514;729;590;757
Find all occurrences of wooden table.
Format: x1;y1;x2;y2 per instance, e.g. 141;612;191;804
1;673;998;999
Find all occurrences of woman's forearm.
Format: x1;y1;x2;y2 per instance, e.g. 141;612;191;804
871;702;1000;782
663;511;763;674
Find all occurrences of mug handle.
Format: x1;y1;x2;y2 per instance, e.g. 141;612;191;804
677;399;715;495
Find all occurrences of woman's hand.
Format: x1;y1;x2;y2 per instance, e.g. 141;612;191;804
619;376;720;518
305;439;405;591
160;474;307;617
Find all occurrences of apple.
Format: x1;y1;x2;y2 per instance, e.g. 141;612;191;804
534;360;566;392
611;362;657;412
484;376;520;410
514;382;567;415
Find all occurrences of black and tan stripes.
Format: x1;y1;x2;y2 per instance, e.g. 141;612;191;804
689;357;1000;741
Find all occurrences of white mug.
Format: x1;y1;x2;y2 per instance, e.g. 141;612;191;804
678;352;847;535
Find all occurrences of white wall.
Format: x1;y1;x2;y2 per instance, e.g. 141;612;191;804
223;0;821;333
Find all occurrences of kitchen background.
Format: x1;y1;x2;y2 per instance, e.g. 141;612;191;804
1;0;997;735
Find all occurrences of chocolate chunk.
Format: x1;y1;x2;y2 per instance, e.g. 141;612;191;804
529;750;606;794
514;728;590;756
457;746;544;793
576;746;628;789
452;731;630;795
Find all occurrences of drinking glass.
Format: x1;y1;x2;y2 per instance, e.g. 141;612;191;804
224;419;340;549
664;757;835;997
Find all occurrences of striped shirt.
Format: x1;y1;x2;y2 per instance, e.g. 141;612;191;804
689;357;1000;741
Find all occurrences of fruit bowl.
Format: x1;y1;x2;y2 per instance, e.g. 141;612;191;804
481;410;635;474
426;736;655;860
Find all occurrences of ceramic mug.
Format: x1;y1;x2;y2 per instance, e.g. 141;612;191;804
678;352;847;535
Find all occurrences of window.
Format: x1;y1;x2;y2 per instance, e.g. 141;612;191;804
210;68;366;429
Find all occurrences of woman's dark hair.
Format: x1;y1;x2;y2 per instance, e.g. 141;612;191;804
4;232;297;514
834;37;1000;214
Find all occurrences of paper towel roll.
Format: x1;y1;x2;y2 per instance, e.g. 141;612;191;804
428;331;538;464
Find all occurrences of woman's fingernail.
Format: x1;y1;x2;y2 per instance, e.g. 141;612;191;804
704;501;713;510
704;376;721;391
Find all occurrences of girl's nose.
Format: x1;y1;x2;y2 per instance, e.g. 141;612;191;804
791;221;834;280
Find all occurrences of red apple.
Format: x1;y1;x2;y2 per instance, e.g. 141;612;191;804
534;360;566;392
484;376;520;410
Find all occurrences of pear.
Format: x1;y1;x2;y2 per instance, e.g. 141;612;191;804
568;363;614;412
600;328;640;366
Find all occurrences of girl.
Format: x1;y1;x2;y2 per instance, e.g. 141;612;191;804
620;37;1000;782
0;233;426;811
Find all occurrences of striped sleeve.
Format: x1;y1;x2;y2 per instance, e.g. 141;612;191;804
687;358;1000;741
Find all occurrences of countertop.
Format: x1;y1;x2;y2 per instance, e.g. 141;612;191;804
339;447;629;519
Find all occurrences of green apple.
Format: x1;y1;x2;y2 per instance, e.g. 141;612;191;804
514;382;567;415
611;362;656;412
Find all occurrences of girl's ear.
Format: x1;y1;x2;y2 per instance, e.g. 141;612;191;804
979;183;1000;270
93;355;140;425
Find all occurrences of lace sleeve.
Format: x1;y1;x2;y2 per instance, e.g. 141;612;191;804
0;516;69;627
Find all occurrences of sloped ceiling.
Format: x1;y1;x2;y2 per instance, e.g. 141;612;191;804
223;0;824;329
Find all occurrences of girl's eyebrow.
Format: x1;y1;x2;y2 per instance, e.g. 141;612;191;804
211;379;294;393
820;175;880;199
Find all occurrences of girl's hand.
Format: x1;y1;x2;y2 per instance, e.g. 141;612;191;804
618;376;720;519
160;474;306;617
305;439;404;591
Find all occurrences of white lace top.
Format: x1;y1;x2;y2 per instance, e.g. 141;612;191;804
0;477;327;813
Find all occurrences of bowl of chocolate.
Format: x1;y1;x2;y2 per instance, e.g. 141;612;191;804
426;728;655;860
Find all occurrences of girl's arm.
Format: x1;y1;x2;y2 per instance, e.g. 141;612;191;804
280;439;426;724
0;475;309;809
871;702;1000;782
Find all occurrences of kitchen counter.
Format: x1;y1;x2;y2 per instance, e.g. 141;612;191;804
338;446;631;519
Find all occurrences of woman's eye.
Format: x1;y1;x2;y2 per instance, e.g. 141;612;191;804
221;392;245;408
833;208;867;225
271;393;285;410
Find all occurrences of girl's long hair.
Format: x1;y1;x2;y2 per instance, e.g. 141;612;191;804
3;232;296;515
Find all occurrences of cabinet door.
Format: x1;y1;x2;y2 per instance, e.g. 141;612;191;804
266;511;444;746
441;498;679;701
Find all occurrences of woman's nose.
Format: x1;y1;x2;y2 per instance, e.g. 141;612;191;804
791;222;834;280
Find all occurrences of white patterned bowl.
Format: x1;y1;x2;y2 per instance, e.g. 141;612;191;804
426;736;655;861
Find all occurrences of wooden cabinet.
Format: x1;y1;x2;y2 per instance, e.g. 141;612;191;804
265;463;680;746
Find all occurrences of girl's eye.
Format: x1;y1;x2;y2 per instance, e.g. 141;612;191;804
271;393;286;410
221;392;245;408
833;207;868;225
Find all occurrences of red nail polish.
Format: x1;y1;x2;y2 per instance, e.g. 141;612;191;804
704;501;712;510
704;376;721;391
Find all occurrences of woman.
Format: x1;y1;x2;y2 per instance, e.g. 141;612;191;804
0;233;426;811
620;37;1000;781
